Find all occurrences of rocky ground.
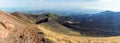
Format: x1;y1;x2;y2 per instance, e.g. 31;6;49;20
0;10;52;43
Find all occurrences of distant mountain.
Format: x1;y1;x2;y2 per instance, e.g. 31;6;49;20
6;8;101;15
99;10;114;14
27;9;100;15
57;10;120;37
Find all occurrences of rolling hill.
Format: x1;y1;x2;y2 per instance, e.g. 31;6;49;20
11;12;120;43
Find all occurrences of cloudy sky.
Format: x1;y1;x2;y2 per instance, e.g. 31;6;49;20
0;0;120;11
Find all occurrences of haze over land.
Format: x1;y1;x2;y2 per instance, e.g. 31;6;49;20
1;0;120;14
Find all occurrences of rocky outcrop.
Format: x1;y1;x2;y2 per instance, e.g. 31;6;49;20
0;10;51;43
25;14;49;24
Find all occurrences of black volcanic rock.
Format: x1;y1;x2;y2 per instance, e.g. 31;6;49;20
27;14;49;24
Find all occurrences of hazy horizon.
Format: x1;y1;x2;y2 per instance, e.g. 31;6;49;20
0;0;120;13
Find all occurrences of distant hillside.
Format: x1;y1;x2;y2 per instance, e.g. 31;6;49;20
11;12;81;36
57;11;120;37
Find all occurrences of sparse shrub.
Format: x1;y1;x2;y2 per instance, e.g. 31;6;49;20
46;13;58;19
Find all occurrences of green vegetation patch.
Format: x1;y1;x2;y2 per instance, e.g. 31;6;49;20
46;13;58;19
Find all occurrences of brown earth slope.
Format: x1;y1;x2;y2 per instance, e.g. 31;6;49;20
11;12;36;24
0;10;52;43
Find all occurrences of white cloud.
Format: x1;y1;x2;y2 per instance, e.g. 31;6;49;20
0;0;120;11
93;0;120;11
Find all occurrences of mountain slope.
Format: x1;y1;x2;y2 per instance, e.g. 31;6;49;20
0;10;52;43
57;11;120;37
37;23;120;43
11;12;36;24
39;21;81;36
9;12;120;43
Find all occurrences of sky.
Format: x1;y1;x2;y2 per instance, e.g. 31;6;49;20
0;0;120;11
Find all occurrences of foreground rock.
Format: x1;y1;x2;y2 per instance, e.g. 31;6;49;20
0;10;51;43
